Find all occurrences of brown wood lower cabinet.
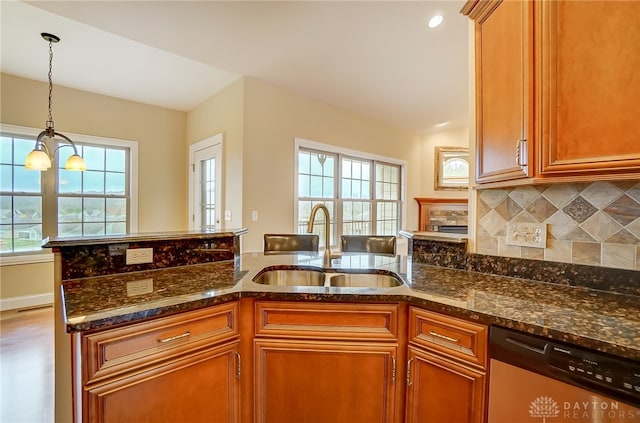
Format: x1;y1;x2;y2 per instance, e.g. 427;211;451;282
72;300;489;423
252;301;405;423
255;340;398;423
406;307;488;423
405;347;486;423
73;302;241;423
84;341;240;423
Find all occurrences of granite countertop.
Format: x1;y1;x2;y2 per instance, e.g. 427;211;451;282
61;252;640;362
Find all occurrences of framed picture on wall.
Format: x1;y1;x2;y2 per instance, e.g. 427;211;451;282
435;146;469;190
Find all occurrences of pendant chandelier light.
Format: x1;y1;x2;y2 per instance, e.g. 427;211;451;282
25;33;86;171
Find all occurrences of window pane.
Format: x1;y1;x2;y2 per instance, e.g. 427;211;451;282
0;224;12;252
13;138;33;164
377;202;399;235
13;224;42;251
298;151;310;175
0;136;11;164
375;163;400;201
0;165;11;191
105;172;125;195
58;197;83;223
298;174;310;197
83;171;105;194
14;196;42;224
59;170;82;194
83;222;105;236
14;166;41;193
84;198;105;222
0;196;11;225
310;176;323;197
342;201;371;235
106;198;127;222
106;149;126;172
58;223;82;237
107;221;126;235
83;146;105;171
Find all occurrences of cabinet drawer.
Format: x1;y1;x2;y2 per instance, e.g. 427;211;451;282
83;302;238;383
255;301;399;341
409;307;487;368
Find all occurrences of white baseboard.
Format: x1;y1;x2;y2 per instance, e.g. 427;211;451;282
0;293;54;311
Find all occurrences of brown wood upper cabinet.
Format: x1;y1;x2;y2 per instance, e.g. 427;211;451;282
462;0;640;185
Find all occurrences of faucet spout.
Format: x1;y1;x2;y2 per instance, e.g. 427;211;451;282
307;204;332;268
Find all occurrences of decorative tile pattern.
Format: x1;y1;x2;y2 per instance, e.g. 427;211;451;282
476;180;640;271
563;196;598;223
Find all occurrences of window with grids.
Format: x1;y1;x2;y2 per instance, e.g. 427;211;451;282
297;146;402;247
1;130;132;254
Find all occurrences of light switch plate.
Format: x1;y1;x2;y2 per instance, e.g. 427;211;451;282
506;222;547;248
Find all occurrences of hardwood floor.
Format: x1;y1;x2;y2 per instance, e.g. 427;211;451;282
1;306;54;423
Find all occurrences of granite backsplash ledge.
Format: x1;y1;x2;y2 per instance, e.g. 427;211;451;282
412;238;640;297
44;231;243;279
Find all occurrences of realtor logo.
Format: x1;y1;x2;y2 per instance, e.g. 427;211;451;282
529;396;560;422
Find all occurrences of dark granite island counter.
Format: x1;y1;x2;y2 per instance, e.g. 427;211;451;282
60;250;640;362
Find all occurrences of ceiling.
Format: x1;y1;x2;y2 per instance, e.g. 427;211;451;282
1;1;470;136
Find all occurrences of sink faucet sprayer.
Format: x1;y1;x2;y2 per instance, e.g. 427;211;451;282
307;204;332;268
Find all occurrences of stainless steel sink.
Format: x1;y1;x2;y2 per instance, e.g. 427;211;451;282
252;269;326;286
328;273;403;288
252;268;403;288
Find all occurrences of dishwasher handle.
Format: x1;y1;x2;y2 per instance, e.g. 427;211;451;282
490;326;550;370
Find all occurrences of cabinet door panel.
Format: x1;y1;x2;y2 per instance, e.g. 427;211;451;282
406;348;486;423
539;1;640;174
85;342;240;423
255;340;397;423
474;0;534;183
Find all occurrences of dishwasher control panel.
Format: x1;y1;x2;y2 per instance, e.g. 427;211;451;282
548;344;640;402
490;326;640;407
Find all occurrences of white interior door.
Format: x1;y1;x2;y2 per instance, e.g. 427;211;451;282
189;134;223;231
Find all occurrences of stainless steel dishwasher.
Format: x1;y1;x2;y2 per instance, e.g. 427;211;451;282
488;326;640;423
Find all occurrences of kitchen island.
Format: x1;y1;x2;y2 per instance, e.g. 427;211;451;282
48;231;640;422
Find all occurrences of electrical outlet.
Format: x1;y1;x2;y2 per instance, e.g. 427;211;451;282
252;210;258;221
224;210;232;221
126;278;154;296
125;248;154;265
506;222;547;248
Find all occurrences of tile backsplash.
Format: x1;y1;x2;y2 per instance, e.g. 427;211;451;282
477;180;640;271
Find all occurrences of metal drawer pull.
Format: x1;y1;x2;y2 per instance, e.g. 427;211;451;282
157;331;191;344
406;358;414;386
391;357;396;383
515;139;527;167
235;352;241;379
429;330;461;343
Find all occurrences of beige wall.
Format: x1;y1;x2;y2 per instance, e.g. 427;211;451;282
186;78;244;230
1;73;188;308
419;127;470;198
240;78;422;252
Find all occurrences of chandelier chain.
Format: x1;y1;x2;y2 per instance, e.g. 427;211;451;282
48;39;54;124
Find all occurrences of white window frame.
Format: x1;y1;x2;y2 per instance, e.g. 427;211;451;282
0;124;138;264
294;137;406;244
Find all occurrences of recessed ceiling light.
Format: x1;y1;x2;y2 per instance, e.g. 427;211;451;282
428;14;444;29
435;120;450;127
